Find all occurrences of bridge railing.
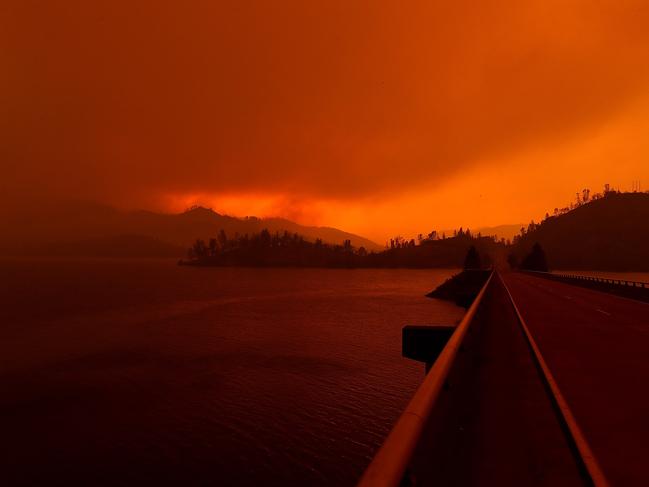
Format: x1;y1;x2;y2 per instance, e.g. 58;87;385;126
357;270;494;487
525;270;648;288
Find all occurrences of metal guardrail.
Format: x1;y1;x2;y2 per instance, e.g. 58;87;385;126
357;270;494;487
526;270;648;288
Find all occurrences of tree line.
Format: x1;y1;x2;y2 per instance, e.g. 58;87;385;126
183;227;504;268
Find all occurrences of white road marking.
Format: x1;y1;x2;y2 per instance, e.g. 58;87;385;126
596;309;611;316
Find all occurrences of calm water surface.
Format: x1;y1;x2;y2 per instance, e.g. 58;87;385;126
0;259;463;486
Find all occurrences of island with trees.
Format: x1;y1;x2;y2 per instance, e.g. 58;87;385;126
180;227;505;268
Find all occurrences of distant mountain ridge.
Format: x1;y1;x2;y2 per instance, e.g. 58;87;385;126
1;202;382;257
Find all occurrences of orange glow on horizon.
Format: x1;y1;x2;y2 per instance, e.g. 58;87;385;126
161;94;649;243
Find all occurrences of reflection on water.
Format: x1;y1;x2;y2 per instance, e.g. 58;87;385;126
0;259;463;486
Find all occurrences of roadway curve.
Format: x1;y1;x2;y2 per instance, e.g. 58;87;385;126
502;272;649;486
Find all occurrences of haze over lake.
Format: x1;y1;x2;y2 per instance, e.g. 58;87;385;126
1;259;462;486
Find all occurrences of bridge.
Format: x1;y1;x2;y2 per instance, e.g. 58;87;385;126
358;270;649;486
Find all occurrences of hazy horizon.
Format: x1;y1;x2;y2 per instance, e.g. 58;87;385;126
3;196;532;245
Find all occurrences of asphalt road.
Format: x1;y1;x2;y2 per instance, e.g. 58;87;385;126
503;272;649;486
411;275;582;486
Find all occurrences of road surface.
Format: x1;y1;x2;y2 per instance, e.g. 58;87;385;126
503;272;649;486
408;275;583;485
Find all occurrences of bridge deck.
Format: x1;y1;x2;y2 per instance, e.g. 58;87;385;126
503;272;649;486
406;274;583;486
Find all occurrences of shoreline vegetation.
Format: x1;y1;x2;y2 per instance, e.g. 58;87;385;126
179;229;504;269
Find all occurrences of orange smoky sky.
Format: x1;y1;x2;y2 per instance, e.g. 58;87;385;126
3;0;649;242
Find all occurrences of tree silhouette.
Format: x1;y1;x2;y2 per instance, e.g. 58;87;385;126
192;239;207;258
463;245;481;269
217;229;228;249
521;243;548;271
208;238;218;256
259;229;272;248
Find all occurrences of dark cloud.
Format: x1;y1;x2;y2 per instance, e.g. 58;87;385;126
2;0;649;208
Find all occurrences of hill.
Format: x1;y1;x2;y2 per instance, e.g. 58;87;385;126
366;234;506;268
1;201;382;257
36;235;185;258
510;192;649;271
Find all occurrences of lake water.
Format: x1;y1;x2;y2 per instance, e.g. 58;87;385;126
0;259;463;486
